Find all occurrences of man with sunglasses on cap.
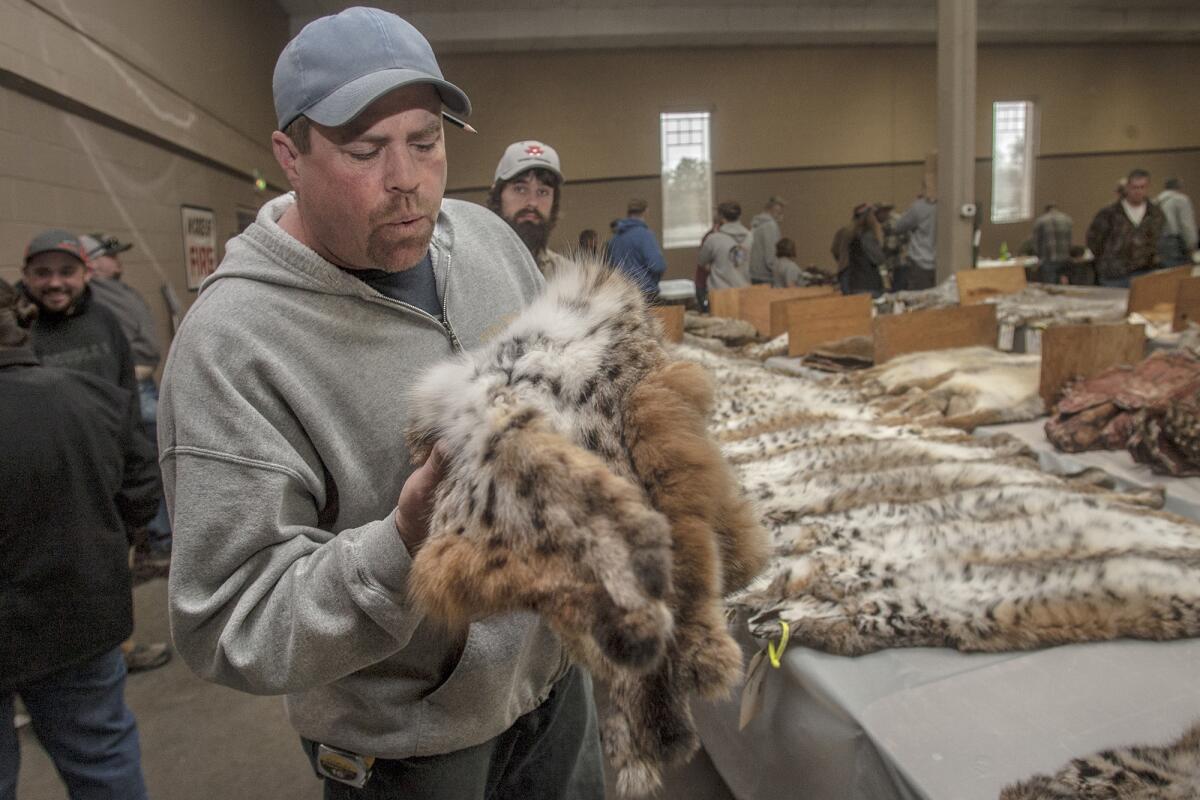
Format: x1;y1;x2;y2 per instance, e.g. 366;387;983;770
159;8;602;799
488;140;573;278
81;233;174;570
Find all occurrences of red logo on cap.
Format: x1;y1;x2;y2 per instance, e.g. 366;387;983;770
525;145;544;157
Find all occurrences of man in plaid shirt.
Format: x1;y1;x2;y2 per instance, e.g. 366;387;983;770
1032;204;1073;283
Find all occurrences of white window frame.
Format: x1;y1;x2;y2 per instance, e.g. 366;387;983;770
990;100;1037;224
660;111;713;249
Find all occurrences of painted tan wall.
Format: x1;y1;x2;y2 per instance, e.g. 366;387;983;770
441;44;1200;279
0;0;288;183
0;87;270;359
0;0;288;357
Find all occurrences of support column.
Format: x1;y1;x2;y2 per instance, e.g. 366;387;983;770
936;0;976;280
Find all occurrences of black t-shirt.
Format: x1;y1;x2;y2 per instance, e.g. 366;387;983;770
340;252;442;319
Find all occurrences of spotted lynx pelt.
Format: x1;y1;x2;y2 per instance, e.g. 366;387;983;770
405;259;769;795
1001;722;1200;799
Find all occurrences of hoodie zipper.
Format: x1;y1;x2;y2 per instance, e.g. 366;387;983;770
375;249;463;354
438;250;463;353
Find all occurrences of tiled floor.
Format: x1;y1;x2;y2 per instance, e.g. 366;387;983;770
16;578;735;799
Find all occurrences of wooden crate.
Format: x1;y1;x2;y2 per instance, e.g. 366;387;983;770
1039;323;1147;406
765;287;838;337
707;287;744;321
873;304;998;364
956;265;1027;305
651;304;684;343
1126;265;1194;315
785;294;874;357
1173;276;1200;332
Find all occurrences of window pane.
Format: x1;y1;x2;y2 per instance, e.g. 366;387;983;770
660;111;712;249
991;101;1035;224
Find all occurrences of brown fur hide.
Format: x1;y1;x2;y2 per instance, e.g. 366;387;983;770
405;260;768;795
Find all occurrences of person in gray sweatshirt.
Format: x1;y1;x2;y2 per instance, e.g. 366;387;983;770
698;201;754;290
158;9;602;799
748;196;785;285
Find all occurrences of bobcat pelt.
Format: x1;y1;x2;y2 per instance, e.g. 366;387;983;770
1001;722;1200;799
738;486;1200;655
405;258;768;795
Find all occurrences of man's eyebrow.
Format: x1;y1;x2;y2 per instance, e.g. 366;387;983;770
407;120;443;142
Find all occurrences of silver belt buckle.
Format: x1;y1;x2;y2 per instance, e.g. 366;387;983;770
315;743;373;789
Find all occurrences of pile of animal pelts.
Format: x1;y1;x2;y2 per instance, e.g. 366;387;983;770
672;341;1200;658
1046;350;1200;475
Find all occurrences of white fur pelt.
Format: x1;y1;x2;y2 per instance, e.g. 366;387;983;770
406;259;768;796
739;497;1200;654
845;346;1045;430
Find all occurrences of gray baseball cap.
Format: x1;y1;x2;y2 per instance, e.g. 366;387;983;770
273;6;471;131
494;141;563;183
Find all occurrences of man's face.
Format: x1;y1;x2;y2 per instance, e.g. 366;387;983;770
498;171;556;256
273;84;447;271
499;172;555;226
770;204;785;222
23;251;88;313
1125;176;1150;206
89;253;122;279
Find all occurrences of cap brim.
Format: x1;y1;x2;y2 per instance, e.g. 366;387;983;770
303;68;471;128
110;242;133;255
496;162;563;183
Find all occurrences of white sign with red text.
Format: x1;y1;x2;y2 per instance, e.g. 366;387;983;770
181;205;217;290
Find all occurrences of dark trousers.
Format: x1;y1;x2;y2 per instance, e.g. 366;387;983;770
1;648;147;800
305;666;604;800
893;261;936;291
1037;260;1068;283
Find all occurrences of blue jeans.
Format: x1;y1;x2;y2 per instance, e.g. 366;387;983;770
1;648;147;800
137;378;172;551
304;666;603;800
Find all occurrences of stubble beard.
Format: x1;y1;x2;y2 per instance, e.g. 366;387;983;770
366;195;437;271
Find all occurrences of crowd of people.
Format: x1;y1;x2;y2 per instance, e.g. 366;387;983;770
4;5;1198;799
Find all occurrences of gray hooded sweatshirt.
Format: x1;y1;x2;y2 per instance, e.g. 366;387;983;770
159;193;568;760
749;211;781;284
699;222;754;289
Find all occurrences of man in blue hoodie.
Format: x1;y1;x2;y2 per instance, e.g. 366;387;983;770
607;198;667;297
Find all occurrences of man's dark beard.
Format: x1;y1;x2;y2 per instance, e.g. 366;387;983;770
506;212;554;258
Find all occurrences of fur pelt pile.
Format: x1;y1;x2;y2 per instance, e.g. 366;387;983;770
1000;722;1200;799
670;340;1200;658
406;259;768;796
843;346;1045;430
1046;351;1200;462
682;310;758;346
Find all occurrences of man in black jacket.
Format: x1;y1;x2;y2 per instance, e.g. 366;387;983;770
0;277;160;799
19;229;171;672
20;228;136;394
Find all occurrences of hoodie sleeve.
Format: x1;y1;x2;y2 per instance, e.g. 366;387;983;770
640;229;667;279
162;447;417;695
159;321;423;696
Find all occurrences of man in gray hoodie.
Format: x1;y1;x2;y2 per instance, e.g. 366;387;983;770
748;196;785;285
158;9;602;799
1157;177;1198;267
698;201;754;290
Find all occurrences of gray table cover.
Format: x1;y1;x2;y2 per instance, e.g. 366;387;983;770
697;417;1200;800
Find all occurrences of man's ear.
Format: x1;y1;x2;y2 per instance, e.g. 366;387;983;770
271;131;301;187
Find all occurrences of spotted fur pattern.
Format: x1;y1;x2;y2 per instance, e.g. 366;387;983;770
1001;722;1200;799
406;258;768;795
673;339;1200;658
